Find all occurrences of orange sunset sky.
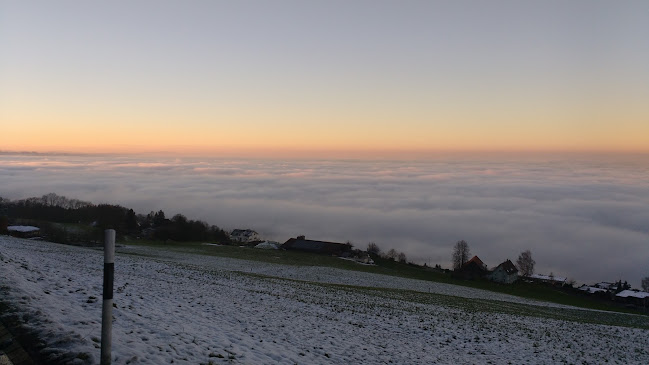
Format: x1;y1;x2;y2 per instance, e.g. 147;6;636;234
1;1;648;157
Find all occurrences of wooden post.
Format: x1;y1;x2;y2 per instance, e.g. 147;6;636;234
101;229;115;365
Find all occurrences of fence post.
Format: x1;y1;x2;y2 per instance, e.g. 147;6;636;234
101;229;115;365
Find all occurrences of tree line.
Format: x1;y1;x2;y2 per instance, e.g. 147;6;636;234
0;193;230;244
366;242;408;263
142;210;230;242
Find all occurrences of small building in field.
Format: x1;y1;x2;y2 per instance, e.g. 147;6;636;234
453;256;488;280
578;285;607;294
282;235;352;256
615;290;649;308
528;273;567;286
595;282;616;291
254;241;280;250
354;251;374;265
340;250;375;265
230;229;260;242
7;225;40;238
487;259;518;284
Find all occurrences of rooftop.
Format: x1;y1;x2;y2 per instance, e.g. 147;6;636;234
616;290;649;299
529;274;567;282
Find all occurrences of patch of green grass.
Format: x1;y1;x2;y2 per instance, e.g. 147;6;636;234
238;272;649;330
124;238;445;276
123;238;646;316
348;286;649;329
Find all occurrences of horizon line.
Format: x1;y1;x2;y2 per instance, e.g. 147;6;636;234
2;147;649;159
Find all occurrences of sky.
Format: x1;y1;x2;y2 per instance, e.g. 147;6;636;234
1;153;648;287
1;0;649;156
1;2;648;287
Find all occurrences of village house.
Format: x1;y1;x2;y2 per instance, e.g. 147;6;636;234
281;235;352;256
595;282;617;291
453;256;488;280
487;259;518;284
7;225;40;239
528;273;567;286
578;285;608;294
615;290;649;309
230;229;260;243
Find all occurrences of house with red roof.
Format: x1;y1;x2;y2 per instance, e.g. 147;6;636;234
453;256;488;280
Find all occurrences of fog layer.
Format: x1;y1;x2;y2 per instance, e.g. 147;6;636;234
1;153;647;286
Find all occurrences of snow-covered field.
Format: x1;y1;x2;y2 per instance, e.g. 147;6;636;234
1;236;648;364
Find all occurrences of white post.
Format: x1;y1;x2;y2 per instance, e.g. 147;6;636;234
101;229;115;365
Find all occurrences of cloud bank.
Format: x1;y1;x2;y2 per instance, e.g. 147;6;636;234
1;153;648;287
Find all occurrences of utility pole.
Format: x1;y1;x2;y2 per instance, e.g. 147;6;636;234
101;229;115;365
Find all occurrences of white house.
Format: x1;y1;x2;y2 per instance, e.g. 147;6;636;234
487;259;519;284
230;229;260;242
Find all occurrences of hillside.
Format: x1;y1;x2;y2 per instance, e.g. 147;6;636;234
1;236;648;364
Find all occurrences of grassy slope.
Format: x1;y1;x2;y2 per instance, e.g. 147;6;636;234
123;238;646;316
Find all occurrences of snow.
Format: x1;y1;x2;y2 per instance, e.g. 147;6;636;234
1;236;649;364
616;290;649;299
596;282;616;289
529;273;567;282
254;241;279;249
6;225;40;233
579;286;607;294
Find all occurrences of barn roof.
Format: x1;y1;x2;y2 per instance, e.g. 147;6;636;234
494;259;518;275
529;273;566;282
463;256;487;270
282;237;351;254
616;290;649;299
578;285;607;294
8;225;40;233
231;229;257;236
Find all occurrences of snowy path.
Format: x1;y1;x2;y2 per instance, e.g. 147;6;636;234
1;236;648;364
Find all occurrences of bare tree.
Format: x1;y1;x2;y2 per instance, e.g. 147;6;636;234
42;192;70;207
367;242;381;255
516;250;535;277
397;252;407;263
642;276;649;292
452;240;470;270
385;248;398;261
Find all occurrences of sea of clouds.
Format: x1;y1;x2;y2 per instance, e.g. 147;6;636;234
1;152;647;287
